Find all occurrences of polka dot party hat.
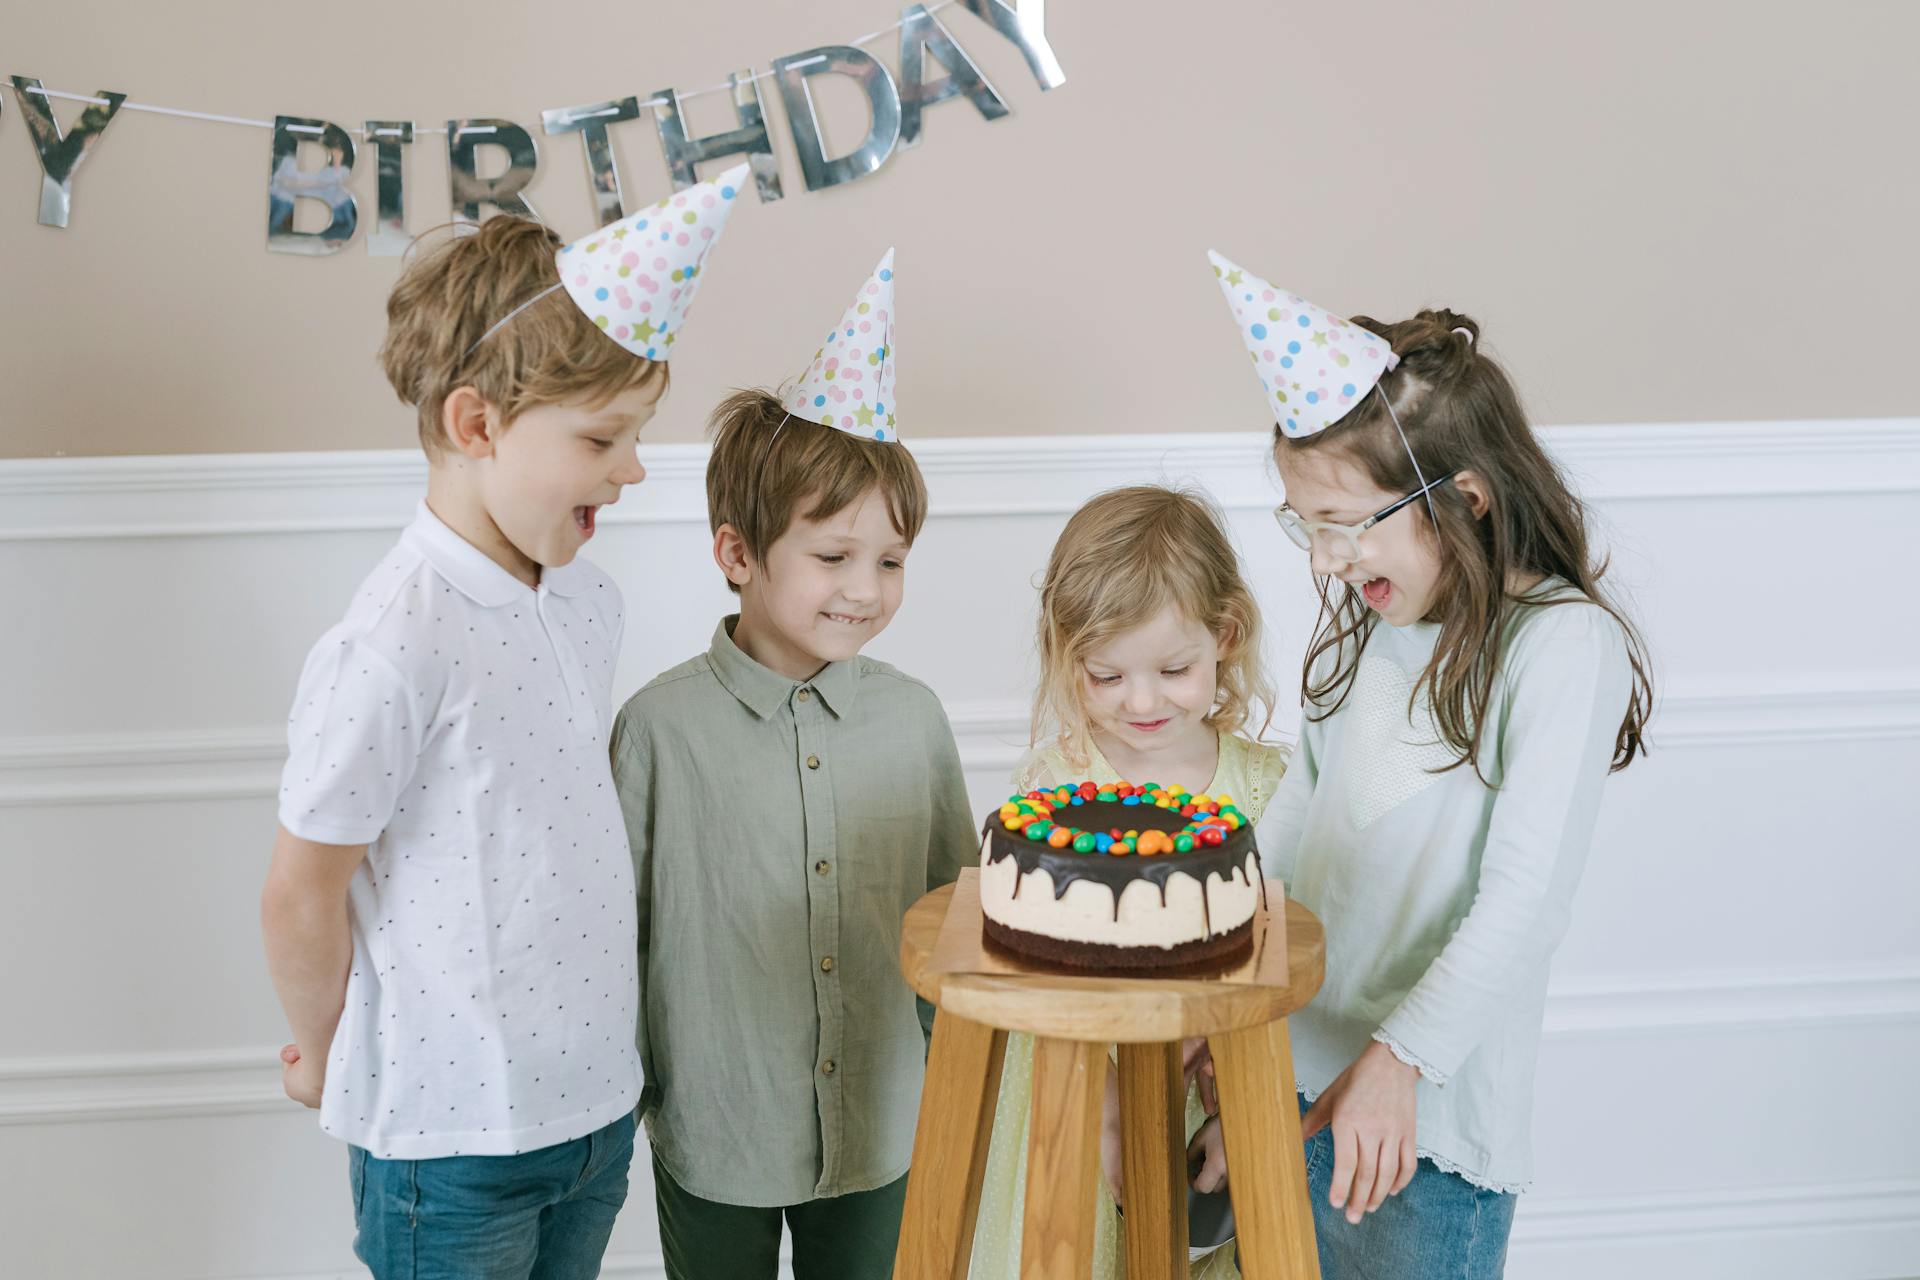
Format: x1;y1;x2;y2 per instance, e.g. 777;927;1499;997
555;161;750;362
785;248;898;443
1208;249;1398;439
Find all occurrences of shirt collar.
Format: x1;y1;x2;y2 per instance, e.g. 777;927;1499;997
403;501;593;606
539;556;596;597
707;616;859;720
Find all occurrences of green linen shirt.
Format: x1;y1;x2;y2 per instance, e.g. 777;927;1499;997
610;616;976;1206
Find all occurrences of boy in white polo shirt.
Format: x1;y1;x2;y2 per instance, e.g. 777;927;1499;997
260;166;747;1280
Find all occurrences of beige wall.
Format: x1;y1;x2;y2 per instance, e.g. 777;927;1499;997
2;0;1913;458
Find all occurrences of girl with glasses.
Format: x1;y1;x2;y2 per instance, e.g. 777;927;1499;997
1210;254;1653;1280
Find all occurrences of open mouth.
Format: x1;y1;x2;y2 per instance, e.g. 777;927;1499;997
822;612;870;626
574;505;598;537
1362;577;1393;611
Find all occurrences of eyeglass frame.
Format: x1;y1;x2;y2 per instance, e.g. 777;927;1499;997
1272;470;1459;561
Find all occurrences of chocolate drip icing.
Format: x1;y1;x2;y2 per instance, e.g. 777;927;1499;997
1232;857;1271;911
980;798;1261;933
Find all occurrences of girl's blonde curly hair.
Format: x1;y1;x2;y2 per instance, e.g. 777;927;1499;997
1032;485;1275;769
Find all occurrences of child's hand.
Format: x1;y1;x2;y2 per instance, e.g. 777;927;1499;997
1181;1036;1218;1115
1187;1114;1229;1193
1299;1040;1419;1224
280;1042;324;1109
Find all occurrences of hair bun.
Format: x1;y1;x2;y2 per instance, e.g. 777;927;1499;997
1376;308;1481;382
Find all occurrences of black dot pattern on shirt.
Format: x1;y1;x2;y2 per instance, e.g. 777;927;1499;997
278;535;640;1159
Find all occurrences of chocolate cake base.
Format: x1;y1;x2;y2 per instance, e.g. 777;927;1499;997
983;914;1254;972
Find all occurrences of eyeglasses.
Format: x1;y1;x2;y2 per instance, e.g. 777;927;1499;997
1272;471;1458;562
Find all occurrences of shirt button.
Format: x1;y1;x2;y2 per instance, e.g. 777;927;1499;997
814;860;831;876
821;1059;837;1076
820;955;835;972
796;688;810;702
806;754;820;770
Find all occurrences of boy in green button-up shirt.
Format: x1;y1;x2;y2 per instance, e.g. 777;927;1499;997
611;388;975;1279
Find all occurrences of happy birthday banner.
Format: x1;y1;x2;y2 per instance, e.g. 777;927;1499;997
5;0;1062;256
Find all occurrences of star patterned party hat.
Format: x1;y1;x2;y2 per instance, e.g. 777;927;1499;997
784;248;898;442
552;161;751;361
1208;250;1398;440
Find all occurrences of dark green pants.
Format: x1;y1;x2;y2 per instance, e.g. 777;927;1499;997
652;1151;907;1280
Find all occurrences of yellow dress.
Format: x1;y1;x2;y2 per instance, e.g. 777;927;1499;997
967;731;1290;1280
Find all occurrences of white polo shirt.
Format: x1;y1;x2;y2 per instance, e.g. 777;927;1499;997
278;502;642;1159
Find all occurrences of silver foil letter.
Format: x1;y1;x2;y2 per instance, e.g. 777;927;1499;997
10;76;126;228
650;73;783;203
771;47;901;193
267;116;358;256
446;119;542;225
542;97;642;227
959;0;1066;90
896;4;1008;148
364;120;413;257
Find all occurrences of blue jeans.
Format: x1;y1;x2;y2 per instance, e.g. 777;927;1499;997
350;1113;635;1280
1297;1093;1516;1279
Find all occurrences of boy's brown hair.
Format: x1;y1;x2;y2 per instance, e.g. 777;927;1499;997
705;388;928;594
378;216;668;456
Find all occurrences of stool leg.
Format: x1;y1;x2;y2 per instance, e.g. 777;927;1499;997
1211;1017;1321;1280
1021;1036;1108;1279
894;1013;1009;1280
1116;1041;1188;1278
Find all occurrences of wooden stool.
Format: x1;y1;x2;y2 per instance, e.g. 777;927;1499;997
892;873;1327;1280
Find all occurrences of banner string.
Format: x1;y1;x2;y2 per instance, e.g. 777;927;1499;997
6;0;955;138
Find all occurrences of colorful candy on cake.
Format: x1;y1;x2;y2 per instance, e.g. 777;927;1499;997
978;781;1266;970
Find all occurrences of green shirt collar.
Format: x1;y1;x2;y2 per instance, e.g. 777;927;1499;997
708;615;859;720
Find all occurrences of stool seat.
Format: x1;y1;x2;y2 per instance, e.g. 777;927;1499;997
899;878;1324;1043
893;873;1328;1280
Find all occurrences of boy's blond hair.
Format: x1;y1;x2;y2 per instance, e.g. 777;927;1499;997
378;217;668;456
704;389;928;594
1033;485;1276;767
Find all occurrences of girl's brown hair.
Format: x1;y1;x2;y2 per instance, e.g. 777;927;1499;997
1033;486;1276;767
378;216;668;455
1278;309;1652;777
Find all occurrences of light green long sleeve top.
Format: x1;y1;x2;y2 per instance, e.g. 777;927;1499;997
1257;585;1633;1193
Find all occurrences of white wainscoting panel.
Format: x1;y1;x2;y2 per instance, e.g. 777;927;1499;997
1;420;1916;1278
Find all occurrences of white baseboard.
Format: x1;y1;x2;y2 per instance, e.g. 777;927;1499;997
1514;1176;1920;1247
211;1177;1920;1280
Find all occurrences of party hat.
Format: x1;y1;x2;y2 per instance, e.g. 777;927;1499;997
1207;250;1397;439
785;248;898;442
555;162;751;361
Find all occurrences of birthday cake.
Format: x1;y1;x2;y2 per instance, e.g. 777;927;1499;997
978;782;1265;970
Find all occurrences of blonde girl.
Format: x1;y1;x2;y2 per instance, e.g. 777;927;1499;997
970;484;1284;1280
